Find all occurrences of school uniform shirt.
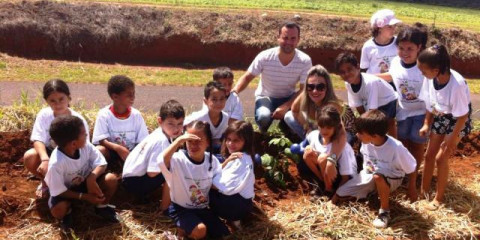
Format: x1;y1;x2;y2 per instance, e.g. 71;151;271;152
159;150;221;209
248;47;312;98
389;57;426;121
360;136;416;179
92;105;148;151
184;109;229;141
201;92;244;120
345;73;398;111
212;153;255;199
306;130;357;176
419;70;471;117
122;128;172;178
30;107;90;149
360;37;398;74
45;142;107;197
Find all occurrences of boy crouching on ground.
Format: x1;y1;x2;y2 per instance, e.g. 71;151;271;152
45;115;120;230
333;110;416;228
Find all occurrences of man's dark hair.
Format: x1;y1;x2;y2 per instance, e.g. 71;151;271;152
355;110;388;136
159;99;185;120
213;67;234;81
107;75;134;97
49;115;85;149
279;21;301;37
334;52;359;72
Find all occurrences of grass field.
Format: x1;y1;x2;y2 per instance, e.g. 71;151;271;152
2;53;480;94
84;0;480;32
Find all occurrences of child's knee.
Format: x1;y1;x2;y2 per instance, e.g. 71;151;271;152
104;173;119;188
190;223;207;239
373;174;385;183
23;149;40;170
50;201;70;219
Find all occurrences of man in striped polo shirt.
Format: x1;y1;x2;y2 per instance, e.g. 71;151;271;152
232;21;312;133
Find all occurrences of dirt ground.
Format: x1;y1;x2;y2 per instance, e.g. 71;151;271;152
1;130;479;239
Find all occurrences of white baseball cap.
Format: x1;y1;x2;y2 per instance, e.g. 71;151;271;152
370;9;401;28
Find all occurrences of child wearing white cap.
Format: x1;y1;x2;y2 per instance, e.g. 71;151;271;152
360;9;402;74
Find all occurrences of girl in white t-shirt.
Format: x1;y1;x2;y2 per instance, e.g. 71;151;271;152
303;105;357;196
377;24;428;201
210;120;255;230
360;9;401;74
417;45;472;210
23;79;90;199
160;120;229;239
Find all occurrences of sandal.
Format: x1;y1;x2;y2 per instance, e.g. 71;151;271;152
35;183;49;199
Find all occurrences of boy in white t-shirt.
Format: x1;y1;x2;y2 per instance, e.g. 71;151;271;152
184;81;229;156
334;110;416;228
202;67;244;123
45;116;119;231
92;75;149;162
122;100;185;211
335;52;398;137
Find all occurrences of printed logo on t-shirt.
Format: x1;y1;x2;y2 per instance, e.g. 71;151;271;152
378;56;391;73
71;175;85;186
188;184;208;206
399;81;418;101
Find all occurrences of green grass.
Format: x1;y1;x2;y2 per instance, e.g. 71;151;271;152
83;0;480;32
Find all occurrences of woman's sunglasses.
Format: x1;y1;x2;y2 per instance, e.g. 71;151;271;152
306;83;326;92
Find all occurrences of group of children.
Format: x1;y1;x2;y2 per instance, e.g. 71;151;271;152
300;9;471;228
22;8;472;237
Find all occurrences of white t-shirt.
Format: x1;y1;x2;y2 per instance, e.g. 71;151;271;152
248;47;312;98
45;142;107;197
92;105;148;150
201;92;244;120
389;57;426;121
30;107;90;149
360;136;416;178
345;73;398;110
419;70;471;118
306;130;357;176
360;37;398;74
212;153;255;199
122;128;172;178
184;109;229;141
159;150;221;209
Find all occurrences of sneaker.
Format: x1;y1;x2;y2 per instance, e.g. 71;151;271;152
60;212;73;232
95;205;120;223
372;211;390;228
35;183;49;199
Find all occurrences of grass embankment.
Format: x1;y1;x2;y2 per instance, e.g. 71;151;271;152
85;0;480;32
2;54;480;93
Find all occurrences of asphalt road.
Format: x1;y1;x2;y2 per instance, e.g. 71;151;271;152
1;81;478;120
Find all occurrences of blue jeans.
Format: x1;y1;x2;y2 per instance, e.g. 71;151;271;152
284;110;306;138
255;95;292;133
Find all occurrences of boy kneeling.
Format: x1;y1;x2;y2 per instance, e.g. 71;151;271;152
333;110;416;228
45;116;120;230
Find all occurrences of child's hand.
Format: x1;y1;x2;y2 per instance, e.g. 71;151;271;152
37;160;49;176
303;146;318;162
87;179;104;198
418;124;430;137
176;133;202;144
115;145;130;161
84;193;106;204
225;152;243;163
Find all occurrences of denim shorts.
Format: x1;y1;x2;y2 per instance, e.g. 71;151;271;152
397;114;427;144
377;100;397;119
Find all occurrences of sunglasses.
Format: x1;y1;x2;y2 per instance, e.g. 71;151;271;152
306;83;326;92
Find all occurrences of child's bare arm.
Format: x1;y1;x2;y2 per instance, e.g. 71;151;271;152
58;190;105;205
99;139;129;160
33;141;50;175
87;165;107;197
376;73;393;82
338;175;350;187
162;133;200;169
444;113;468;151
419;111;434;137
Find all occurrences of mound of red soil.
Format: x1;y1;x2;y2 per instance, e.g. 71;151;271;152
456;132;480;157
0;1;479;77
0;131;30;163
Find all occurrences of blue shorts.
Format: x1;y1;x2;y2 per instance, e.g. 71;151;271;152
209;189;253;221
397;114;427;144
377;100;397;119
167;203;230;237
122;173;165;199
